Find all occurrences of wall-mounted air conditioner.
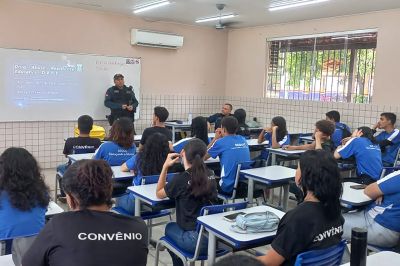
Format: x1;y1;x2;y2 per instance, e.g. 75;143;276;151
131;29;184;49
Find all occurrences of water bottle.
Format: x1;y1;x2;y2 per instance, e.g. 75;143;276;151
188;112;193;124
350;227;367;266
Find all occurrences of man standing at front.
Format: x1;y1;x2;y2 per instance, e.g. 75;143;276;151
104;74;139;128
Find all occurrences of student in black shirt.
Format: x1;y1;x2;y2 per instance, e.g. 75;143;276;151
156;139;217;266
258;150;344;266
207;103;233;130
140;106;172;150
284;120;335;152
234;108;250;138
23;160;148;266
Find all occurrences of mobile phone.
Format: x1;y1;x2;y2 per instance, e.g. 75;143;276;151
350;184;367;190
223;212;246;222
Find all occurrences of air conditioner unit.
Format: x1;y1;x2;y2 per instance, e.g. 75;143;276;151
131;29;184;49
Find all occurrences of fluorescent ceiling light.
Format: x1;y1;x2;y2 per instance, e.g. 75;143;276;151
195;14;237;23
133;0;170;14
269;0;330;12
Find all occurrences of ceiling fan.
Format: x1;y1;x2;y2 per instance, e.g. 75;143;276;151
215;3;238;30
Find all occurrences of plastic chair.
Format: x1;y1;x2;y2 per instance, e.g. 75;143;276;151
217;161;257;203
294;239;346;266
154;202;247;266
0;233;38;256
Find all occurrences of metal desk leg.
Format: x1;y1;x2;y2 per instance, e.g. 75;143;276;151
271;153;277;165
207;232;216;265
282;184;289;211
134;198;141;217
247;177;254;205
172;126;176;143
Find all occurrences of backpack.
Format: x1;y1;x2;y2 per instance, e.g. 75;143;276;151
230;211;280;233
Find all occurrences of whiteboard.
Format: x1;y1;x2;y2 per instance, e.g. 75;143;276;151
0;48;141;121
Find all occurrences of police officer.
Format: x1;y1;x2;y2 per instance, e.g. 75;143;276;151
104;74;139;128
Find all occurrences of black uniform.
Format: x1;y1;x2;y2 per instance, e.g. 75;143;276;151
104;85;139;125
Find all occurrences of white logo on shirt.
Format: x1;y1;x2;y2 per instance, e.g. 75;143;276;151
78;232;142;241
313;225;343;242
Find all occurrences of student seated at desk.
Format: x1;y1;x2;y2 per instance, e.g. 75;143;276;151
156;139;217;266
0;148;50;266
334;127;383;184
234;108;251;138
23;160;148;266
326;110;351;149
257;116;290;160
94;117;136;166
207;103;233;130
140;106;172;151
173;116;210;153
342;170;400;248
207;116;250;195
372;112;400;167
284;120;335;152
116;133;170;214
258;150;344;266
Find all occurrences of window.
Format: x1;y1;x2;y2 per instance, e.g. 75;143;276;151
266;31;377;103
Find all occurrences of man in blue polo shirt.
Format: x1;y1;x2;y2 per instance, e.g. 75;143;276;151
372;112;400;167
343;170;400;247
326;110;351;148
206;116;250;195
334;127;382;184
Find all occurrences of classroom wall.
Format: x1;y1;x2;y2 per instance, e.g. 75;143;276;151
225;9;400;106
0;0;228;96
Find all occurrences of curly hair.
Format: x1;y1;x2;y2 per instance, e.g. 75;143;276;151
109;117;134;149
135;133;170;176
62;159;113;209
0;147;49;211
315;120;335;136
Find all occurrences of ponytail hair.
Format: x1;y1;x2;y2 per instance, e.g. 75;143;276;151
299;150;342;219
183;138;216;200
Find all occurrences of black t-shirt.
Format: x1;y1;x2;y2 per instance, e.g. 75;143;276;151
321;139;334;153
271;201;344;266
63;137;102;155
165;170;217;231
22;210;148;266
140;126;172;145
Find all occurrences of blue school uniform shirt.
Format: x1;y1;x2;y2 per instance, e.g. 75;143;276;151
337;137;382;180
124;154;144;186
94;141;136;166
375;129;400;165
332;122;351;148
260;132;290;160
367;170;400;232
207;135;250;193
0;192;46;239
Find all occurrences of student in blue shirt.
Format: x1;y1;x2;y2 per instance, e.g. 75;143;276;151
257;116;290;160
0;147;49;265
334;127;383;184
116;133;170;214
326;110;351;149
206;116;250;195
372;112;400;167
343;170;400;248
94;117;136;166
173;116;210;153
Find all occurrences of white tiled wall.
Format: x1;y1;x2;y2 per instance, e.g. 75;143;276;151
0;93;398;169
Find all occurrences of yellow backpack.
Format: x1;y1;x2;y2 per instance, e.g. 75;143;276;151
74;125;106;140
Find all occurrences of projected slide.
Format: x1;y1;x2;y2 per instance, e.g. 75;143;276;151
0;48;141;121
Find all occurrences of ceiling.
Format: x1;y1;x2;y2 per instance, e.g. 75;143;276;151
26;0;400;28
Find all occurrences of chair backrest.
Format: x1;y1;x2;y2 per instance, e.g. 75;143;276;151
72;147;97;154
393;148;400;167
230;160;254;199
190;202;248;260
380;166;400;179
0;233;38;255
294;239;346;266
140;173;178;185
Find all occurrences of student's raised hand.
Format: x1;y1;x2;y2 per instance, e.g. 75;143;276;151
272;126;278;131
314;131;324;140
163;153;180;168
